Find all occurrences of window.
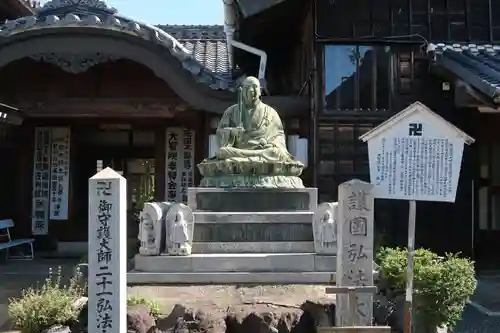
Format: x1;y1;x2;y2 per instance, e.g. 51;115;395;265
316;0;500;42
318;120;379;202
324;45;391;111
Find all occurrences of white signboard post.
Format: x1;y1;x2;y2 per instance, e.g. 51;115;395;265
88;168;127;333
359;101;474;333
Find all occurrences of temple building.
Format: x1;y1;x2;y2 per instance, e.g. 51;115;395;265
229;0;500;268
5;0;500;269
0;0;308;252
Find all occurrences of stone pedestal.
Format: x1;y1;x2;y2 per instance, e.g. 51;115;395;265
188;187;316;212
129;187;340;285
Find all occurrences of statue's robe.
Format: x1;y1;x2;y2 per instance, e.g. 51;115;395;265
216;101;295;162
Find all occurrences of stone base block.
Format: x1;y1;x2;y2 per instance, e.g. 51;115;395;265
188;187;317;212
200;175;304;188
127;271;336;285
192;241;315;253
133;253;336;273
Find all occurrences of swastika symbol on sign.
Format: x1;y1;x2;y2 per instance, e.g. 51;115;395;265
408;123;423;136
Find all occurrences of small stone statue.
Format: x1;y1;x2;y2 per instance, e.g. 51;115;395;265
321;210;337;248
138;212;155;249
138;203;163;256
167;210;192;256
197;76;305;188
313;202;338;255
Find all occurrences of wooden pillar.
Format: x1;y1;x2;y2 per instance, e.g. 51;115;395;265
154;126;166;201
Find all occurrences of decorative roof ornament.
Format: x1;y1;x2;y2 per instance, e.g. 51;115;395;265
39;0;117;14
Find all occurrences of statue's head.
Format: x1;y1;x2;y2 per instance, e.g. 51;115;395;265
174;211;184;223
323;210;333;222
241;76;261;106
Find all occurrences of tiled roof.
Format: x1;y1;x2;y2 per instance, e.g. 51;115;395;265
0;1;235;91
430;43;500;103
158;25;232;81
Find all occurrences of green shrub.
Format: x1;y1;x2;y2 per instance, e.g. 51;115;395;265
127;295;161;319
8;266;86;333
376;247;476;330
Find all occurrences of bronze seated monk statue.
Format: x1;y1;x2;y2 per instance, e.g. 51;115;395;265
197;76;305;188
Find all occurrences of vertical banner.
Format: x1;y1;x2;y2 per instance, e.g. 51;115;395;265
181;128;195;203
32;127;51;235
49;127;71;220
165;128;195;203
165;128;180;202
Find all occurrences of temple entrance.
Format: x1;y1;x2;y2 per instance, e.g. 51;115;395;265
68;125;156;244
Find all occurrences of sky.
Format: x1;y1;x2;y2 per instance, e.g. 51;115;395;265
40;0;224;25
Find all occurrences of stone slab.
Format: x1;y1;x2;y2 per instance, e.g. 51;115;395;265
133;253;336;273
192;241;315;253
193;223;313;242
193;211;314;223
188;187;317;212
127;271;336;285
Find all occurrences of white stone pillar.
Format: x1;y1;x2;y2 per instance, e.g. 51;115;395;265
297;138;308;167
287;135;308;167
88;167;127;333
336;179;374;326
287;135;299;157
208;134;219;158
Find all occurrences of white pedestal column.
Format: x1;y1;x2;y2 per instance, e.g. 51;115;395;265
88;167;127;333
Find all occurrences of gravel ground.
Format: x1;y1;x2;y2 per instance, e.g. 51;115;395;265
1;259;498;333
127;284;333;314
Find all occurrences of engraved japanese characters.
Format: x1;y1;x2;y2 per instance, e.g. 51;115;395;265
335;179;374;327
88;168;127;333
313;202;338;255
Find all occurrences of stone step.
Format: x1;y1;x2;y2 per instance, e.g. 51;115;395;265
193;211;314;223
127;271;336;285
193;223;313;242
133;253;336;273
192;241;314;253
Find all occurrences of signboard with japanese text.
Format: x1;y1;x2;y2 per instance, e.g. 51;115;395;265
32;127;51;235
49;127;71;220
88;168;127;333
165;128;195;203
360;102;475;203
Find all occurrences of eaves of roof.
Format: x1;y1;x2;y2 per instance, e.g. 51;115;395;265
0;1;235;92
429;43;500;104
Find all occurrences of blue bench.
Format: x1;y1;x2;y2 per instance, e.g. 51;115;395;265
0;219;34;260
